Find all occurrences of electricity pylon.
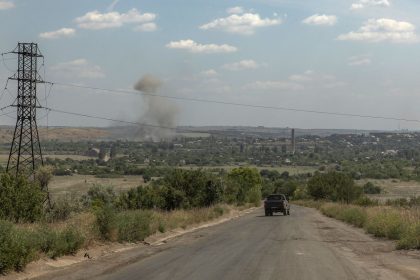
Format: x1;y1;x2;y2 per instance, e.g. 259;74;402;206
6;43;44;176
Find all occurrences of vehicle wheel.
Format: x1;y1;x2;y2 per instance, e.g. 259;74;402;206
265;210;269;216
270;211;273;216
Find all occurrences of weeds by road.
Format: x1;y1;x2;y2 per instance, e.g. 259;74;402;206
294;200;420;250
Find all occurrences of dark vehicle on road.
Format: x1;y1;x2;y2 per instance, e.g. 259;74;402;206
264;194;290;216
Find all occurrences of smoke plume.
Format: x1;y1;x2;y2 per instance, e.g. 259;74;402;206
134;74;179;141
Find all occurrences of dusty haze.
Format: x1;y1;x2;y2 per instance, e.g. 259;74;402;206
134;74;179;141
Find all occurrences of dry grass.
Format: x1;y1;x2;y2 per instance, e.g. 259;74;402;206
150;205;231;233
48;175;145;198
295;200;420;250
356;179;420;200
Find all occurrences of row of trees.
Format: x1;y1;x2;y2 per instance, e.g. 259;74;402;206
113;168;262;211
0;167;263;223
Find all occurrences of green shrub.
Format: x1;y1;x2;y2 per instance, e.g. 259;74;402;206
247;186;262;207
82;185;116;208
225;167;262;205
338;207;367;228
307;172;362;203
35;225;85;259
158;221;166;233
320;204;367;228
0;174;44;223
115;211;152;242
320;204;341;218
365;210;408;240
213;206;225;216
397;223;420;250
354;196;379;207
363;182;381;194
0;220;36;273
45;195;82;222
94;205;117;240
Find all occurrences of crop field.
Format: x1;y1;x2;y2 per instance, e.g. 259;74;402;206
48;175;145;197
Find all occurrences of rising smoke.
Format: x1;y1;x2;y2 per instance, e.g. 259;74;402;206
134;74;179;141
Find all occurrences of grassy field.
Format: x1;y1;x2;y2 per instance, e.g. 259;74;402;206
356;179;420;200
48;175;144;197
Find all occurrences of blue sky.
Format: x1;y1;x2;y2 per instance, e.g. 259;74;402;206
1;0;420;130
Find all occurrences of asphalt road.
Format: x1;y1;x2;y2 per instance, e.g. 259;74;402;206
91;206;402;280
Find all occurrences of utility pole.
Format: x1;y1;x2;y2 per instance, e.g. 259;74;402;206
6;43;44;176
291;128;296;155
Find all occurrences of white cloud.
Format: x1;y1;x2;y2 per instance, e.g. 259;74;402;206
134;22;157;32
223;60;259;71
302;14;337;26
0;1;14;10
200;69;218;77
75;8;156;30
166;39;237;54
39;28;76;39
245;80;304;91
200;13;281;35
348;55;372;66
51;59;105;79
351;0;390;10
337;18;417;43
245;70;344;91
226;6;244;14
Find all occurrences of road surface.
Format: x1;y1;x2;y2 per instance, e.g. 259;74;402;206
36;206;420;280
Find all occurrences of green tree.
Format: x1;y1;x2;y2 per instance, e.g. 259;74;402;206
0;174;44;222
225;167;262;206
307;172;361;203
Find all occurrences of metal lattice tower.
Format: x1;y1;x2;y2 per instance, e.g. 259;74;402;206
6;43;44;176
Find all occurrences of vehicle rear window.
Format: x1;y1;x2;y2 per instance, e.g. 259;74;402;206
267;195;283;200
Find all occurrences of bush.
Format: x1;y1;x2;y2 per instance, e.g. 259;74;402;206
365;209;408;240
36;226;85;259
213;205;225;216
0;220;36;273
115;211;152;242
247;186;262;207
354;196;380;207
0;174;44;223
338;207;367;228
397;223;420;249
225;167;262;205
94;204;117;240
363;182;381;194
82;185;116;208
307;172;362;203
45;195;82;222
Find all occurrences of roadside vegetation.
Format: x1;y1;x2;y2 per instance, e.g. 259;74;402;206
292;171;420;251
0;167;261;274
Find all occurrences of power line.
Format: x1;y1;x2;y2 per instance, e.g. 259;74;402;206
44;107;231;136
45;107;179;131
50;81;420;124
42;106;420;140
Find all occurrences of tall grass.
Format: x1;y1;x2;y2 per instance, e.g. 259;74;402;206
95;204;231;242
0;221;85;274
0;203;235;274
296;200;420;250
